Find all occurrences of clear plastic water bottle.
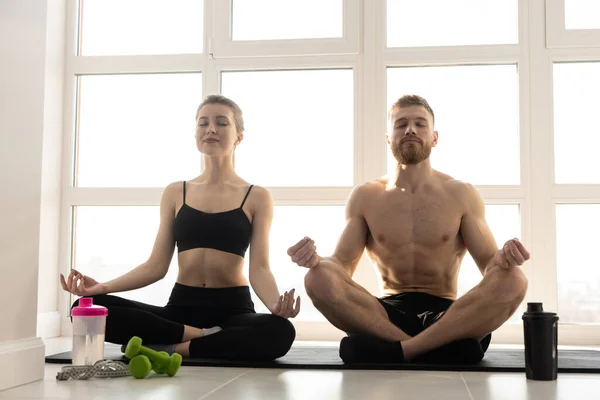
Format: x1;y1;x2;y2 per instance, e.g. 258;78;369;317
71;297;108;366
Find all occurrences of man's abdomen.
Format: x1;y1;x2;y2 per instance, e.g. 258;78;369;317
368;244;463;299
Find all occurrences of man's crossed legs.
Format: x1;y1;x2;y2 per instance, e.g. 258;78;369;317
304;261;528;364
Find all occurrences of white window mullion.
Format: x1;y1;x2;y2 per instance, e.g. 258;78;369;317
203;0;215;59
64;187;164;206
203;0;219;95
58;0;80;323
518;0;534;291
476;187;525;200
201;54;218;177
549;46;600;62
353;64;364;185
71;55;206;75
385;45;520;66
546;0;568;47
211;54;358;70
552;185;600;199
527;0;559;313
66;187;355;207
201;0;219;175
269;187;352;205
58;193;74;326
361;0;387;182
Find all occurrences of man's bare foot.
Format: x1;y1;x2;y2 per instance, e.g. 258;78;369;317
339;336;404;363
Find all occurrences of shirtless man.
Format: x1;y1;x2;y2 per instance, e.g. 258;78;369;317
287;95;530;364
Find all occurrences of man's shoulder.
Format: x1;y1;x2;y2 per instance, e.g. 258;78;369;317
438;174;481;205
352;179;386;198
345;180;384;215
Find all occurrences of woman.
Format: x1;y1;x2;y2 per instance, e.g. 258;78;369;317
61;94;300;361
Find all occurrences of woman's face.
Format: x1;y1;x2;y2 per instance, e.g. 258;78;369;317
195;103;242;156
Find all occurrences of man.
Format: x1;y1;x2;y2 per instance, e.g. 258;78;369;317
287;95;529;364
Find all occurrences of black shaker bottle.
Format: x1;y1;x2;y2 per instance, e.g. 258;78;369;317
522;302;559;380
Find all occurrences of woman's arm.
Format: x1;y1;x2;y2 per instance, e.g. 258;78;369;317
248;186;299;317
61;183;178;296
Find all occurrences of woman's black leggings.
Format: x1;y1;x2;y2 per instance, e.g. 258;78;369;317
71;284;296;361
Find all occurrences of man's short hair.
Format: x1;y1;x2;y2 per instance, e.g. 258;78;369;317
388;95;435;125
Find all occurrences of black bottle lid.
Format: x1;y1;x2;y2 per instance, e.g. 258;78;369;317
527;303;544;313
523;302;558;319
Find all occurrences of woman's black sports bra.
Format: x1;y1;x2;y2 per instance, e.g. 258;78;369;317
174;182;253;257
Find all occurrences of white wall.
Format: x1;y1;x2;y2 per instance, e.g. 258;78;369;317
0;0;63;390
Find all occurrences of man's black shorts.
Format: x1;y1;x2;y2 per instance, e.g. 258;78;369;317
377;291;492;352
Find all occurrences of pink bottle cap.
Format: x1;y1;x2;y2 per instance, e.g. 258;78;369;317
71;297;108;317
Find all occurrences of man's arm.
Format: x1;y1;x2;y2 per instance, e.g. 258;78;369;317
326;186;369;277
458;183;499;275
288;184;369;278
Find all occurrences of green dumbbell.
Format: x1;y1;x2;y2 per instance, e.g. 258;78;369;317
128;355;152;379
152;351;169;374
125;336;183;377
128;353;181;379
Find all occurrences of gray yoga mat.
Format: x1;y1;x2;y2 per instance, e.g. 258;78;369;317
45;344;600;373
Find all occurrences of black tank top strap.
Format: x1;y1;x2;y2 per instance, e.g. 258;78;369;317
183;181;187;204
240;185;254;208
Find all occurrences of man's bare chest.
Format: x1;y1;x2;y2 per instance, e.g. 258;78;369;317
364;193;463;248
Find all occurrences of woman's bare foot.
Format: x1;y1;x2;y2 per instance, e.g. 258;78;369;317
182;325;222;341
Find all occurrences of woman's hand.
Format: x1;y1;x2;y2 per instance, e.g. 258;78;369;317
270;289;301;319
60;269;107;297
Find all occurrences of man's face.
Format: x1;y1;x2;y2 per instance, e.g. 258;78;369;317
387;106;438;165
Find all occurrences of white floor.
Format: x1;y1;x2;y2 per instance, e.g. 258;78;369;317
1;338;598;400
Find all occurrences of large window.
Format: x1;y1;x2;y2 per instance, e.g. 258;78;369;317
556;204;600;323
58;0;600;345
231;0;343;41
72;206;179;306
246;205;347;321
75;73;203;187
221;69;354;187
564;0;600;30
386;65;520;185
553;62;600;184
78;0;204;55
387;0;518;47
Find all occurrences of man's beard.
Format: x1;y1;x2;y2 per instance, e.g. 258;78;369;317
391;140;432;165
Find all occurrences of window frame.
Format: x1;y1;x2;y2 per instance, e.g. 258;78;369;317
210;0;360;58
546;0;600;48
54;0;600;345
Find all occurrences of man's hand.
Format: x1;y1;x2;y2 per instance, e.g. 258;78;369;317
271;289;301;319
287;237;320;268
492;238;531;269
60;270;107;297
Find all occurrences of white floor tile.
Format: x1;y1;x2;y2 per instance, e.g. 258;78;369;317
202;369;471;400
462;371;600;400
2;338;596;400
0;365;250;400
